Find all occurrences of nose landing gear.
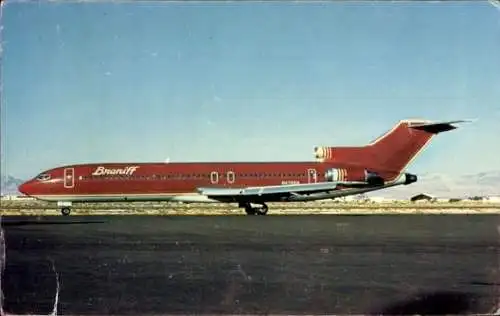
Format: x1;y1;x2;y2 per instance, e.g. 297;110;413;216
61;207;71;216
57;202;73;216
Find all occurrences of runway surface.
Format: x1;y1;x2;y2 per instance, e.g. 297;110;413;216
1;214;500;315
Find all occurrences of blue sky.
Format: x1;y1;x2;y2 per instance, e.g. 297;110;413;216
2;1;500;179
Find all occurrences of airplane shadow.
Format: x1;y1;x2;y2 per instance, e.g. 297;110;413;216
0;220;106;227
372;290;481;315
469;281;500;286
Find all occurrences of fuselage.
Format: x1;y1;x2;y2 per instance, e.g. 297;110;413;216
18;161;403;203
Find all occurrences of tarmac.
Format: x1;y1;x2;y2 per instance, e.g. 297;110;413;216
1;214;500;315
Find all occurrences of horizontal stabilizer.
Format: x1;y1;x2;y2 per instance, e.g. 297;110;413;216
409;119;473;134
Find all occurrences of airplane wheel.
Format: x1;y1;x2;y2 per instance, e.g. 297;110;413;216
256;205;268;216
243;203;268;216
61;207;71;216
245;207;257;215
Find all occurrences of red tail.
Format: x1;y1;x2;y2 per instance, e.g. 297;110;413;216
315;119;469;173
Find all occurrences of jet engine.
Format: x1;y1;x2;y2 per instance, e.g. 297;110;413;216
364;170;385;186
324;168;341;182
404;173;418;185
314;147;327;161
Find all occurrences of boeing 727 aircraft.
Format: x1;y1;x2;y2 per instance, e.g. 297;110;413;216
18;119;469;216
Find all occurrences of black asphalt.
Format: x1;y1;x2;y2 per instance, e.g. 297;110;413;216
1;214;499;315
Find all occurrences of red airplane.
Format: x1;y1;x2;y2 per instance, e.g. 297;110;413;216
18;119;468;216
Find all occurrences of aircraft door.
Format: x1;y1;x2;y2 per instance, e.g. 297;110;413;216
64;168;75;188
307;168;317;183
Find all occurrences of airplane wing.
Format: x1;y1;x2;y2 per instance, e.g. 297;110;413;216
196;181;367;203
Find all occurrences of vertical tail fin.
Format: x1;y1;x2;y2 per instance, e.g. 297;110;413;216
315;119;470;173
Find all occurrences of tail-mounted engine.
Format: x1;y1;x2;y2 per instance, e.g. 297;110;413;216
404;173;418;185
314;147;327;162
324;168;342;182
364;170;385;186
325;168;385;186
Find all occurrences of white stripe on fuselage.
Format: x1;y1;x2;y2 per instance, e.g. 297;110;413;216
32;193;221;203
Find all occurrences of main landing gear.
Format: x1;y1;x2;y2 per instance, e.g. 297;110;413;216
240;202;268;216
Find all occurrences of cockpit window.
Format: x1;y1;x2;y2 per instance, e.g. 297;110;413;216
36;173;51;181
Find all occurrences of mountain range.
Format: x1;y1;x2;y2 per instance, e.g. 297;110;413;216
374;170;500;199
1;171;499;199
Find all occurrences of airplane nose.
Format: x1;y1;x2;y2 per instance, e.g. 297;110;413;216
18;181;32;196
